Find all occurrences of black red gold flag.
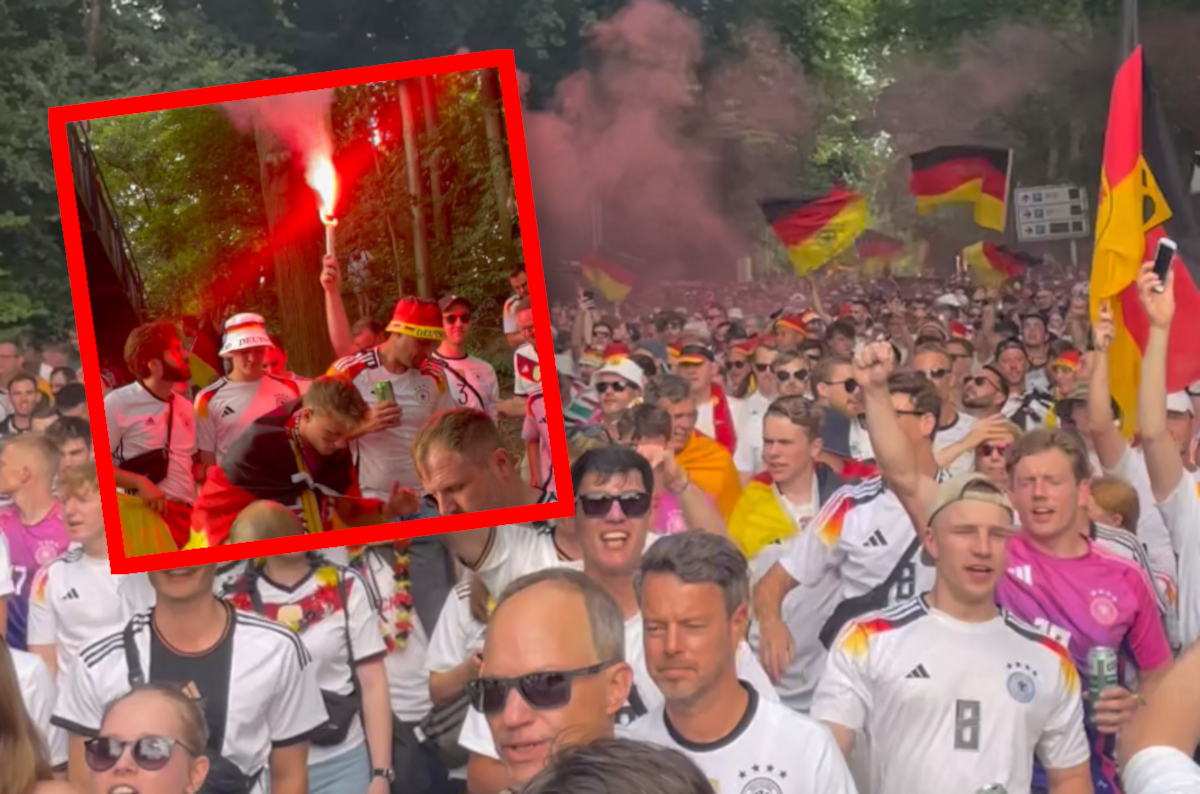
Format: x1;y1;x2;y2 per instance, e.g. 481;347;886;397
909;146;1012;231
760;187;868;275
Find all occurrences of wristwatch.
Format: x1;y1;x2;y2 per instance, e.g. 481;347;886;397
372;769;396;783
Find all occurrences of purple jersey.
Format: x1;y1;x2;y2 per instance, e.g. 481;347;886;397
998;533;1172;793
1;502;68;649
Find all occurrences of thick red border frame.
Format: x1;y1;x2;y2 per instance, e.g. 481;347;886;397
47;50;572;573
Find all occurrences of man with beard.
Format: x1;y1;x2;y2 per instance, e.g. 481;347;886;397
189;376;419;548
961;363;1010;420
0;373;39;436
913;344;976;476
106;322;197;549
450;446;774;793
195;313;302;470
331;296;455;500
645;375;742;520
433;295;499;419
629;533;857;794
995;339;1055;430
676;344;738;454
53;564;327;794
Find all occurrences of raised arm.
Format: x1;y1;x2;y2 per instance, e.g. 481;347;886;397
1135;263;1184;503
321;255;356;360
1087;304;1128;472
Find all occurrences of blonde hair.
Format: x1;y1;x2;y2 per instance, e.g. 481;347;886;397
0;643;54;794
303;376;369;424
228;501;306;545
58;461;99;500
412;409;503;479
3;434;60;483
1091;475;1140;531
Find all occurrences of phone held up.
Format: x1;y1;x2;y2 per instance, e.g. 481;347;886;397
1152;238;1177;293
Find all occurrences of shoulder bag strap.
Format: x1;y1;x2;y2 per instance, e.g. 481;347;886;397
818;536;922;649
123;618;145;687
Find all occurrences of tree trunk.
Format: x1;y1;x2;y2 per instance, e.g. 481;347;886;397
478;69;513;241
369;138;405;297
398;80;432;298
87;0;103;61
420;75;448;249
253;126;336;376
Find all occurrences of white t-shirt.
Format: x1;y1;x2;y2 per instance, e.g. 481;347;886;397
1107;448;1178;588
457;613;776;759
433;352;500;419
105;382;197;504
812;597;1089;794
26;549;152;685
53;607;328;788
849;420;874;461
353;545;434;722
15;648;68;766
933;410;977;476
195;375;301;463
502;295;521;335
627;683;857;794
226;565;388;765
1123;746;1200;794
780;477;935;608
1155;472;1200;649
0;530;13;598
512;343;540;396
425;578;488;780
733;392;769;475
522;394;555;494
332;348;455;497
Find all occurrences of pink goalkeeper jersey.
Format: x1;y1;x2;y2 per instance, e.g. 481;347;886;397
998;533;1172;794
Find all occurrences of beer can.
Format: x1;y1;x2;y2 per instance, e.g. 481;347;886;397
975;786;1008;794
1088;646;1119;703
373;380;395;404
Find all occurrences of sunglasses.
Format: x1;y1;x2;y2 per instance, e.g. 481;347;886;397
979;442;1010;457
773;369;809;383
917;368;949;381
596;381;629;394
753;363;771;373
444;312;472;325
577;491;652;518
84;736;196;773
729;360;749;369
826;378;859;393
967;376;998;388
467;661;616;715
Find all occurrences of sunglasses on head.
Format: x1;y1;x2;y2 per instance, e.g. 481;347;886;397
577;491;652;518
466;661;617;715
84;736;196;773
827;378;859;393
444;312;472;325
596;381;629;395
979;442;1010;457
917;368;949;381
773;369;809;383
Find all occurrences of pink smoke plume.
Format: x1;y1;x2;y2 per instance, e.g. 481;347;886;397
220;89;338;216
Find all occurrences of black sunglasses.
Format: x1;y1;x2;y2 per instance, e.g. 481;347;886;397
967;375;998;388
577;492;652;518
444;312;472;325
826;378;859;393
917;368;949;380
773;369;809;383
596;381;629;395
729;360;749;370
467;661;617;715
753;363;771;372
84;736;197;772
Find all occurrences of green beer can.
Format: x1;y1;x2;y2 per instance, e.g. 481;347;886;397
1088;646;1119;705
374;380;395;404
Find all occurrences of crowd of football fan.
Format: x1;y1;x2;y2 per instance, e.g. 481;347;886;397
5;254;1200;794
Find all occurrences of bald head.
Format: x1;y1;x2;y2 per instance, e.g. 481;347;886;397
229;501;305;545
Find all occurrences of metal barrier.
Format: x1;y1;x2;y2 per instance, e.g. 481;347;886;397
65;121;146;322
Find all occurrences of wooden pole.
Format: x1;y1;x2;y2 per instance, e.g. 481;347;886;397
398;80;432;298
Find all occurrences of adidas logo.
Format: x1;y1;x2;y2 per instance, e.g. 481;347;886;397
220;405;237;418
862;530;888;548
905;664;931;679
63;588;80;600
180;681;201;700
1008;565;1033;585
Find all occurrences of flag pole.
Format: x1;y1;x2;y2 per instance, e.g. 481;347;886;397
1001;148;1015;236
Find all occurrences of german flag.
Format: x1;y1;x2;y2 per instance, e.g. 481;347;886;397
962;242;1041;286
1090;0;1200;435
580;253;635;303
854;230;905;263
760;187;868;275
909;145;1012;231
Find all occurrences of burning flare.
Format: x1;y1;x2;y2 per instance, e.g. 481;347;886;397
306;156;338;225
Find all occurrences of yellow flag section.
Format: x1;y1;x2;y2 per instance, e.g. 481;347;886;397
729;473;794;558
674;433;743;520
117;494;179;556
188;352;221;391
908;145;1012;232
580;253;635;302
760;188;868;275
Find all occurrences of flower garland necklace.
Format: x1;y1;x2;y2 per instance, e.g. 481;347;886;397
348;540;413;651
226;565;343;635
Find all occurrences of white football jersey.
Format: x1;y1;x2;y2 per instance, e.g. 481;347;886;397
627;683;858;794
53;607;328;788
331;347;456;497
105;382;197;505
933;411;977;476
812;597;1089;794
433;352;500;419
195;375;301;463
1155;472;1200;649
732;391;769;475
26;549;151;684
14;648;68;765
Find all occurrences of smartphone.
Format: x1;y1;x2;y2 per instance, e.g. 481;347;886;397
1152;238;1177;291
583;289;595;302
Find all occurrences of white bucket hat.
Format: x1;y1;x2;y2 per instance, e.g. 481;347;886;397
220;312;275;358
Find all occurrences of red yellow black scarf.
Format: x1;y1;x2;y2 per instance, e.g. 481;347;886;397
710;383;737;453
